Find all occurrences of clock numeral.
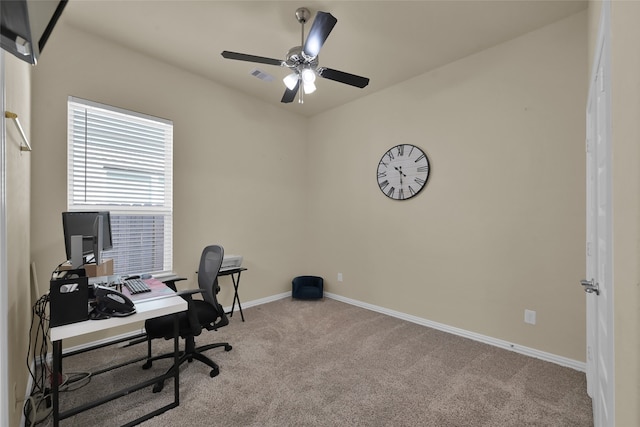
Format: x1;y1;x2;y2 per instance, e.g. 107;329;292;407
408;185;416;196
398;188;405;200
377;171;387;179
417;165;429;173
386;151;395;161
409;145;415;156
414;177;426;186
379;180;389;190
380;160;389;168
415;153;426;163
396;145;404;157
386;186;395;198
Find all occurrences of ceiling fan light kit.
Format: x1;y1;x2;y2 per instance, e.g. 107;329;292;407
221;7;369;105
283;73;299;90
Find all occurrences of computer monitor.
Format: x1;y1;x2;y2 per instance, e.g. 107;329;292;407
62;211;113;266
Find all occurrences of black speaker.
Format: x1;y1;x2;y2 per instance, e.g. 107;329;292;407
50;271;89;327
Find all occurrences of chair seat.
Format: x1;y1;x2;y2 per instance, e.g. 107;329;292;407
145;311;191;339
145;300;225;340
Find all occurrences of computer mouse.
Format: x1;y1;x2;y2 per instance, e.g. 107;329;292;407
140;273;152;280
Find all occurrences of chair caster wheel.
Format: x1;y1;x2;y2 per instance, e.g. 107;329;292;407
142;361;152;370
152;381;164;393
210;367;219;377
225;345;232;351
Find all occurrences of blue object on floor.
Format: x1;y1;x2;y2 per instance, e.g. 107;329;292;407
292;276;324;299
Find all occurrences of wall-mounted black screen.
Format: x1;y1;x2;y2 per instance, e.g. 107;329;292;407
0;0;68;65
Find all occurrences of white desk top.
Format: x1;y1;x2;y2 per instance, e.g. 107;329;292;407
50;295;187;342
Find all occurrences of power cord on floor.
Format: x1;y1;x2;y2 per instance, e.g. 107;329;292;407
59;372;92;392
23;391;52;426
24;292;94;425
24;294;52;426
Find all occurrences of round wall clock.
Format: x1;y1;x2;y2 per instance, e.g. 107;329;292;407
376;144;430;200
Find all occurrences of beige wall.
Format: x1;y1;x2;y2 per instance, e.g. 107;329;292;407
31;25;309;342
4;53;33;427
307;12;587;361
609;2;640;425
31;13;588;357
12;2;640;425
24;6;595;424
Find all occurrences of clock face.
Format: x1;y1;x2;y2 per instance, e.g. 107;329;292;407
377;144;430;200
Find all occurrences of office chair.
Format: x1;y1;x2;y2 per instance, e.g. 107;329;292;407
292;275;324;299
142;245;232;392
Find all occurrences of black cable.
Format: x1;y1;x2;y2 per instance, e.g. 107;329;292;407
25;267;98;425
26;294;50;394
25;293;52;426
49;262;66;281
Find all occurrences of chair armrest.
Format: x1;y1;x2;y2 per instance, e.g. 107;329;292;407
174;288;204;300
162;276;187;292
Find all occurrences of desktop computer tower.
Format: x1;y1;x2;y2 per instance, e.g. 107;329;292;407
50;273;89;327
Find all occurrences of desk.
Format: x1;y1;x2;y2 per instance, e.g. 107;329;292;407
218;267;247;321
50;292;187;426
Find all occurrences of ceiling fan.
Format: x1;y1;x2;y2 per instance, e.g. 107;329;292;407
221;7;370;104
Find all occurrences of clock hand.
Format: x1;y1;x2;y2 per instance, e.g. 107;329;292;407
393;166;407;177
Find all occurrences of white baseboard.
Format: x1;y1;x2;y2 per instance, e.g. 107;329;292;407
38;290;584;384
324;292;586;372
223;291;290;314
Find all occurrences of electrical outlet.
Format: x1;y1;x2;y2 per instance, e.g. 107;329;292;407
337;273;343;282
524;309;536;325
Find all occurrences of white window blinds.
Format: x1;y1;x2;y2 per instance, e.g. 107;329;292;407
67;96;173;276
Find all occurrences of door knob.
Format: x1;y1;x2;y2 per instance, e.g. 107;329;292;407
580;279;600;295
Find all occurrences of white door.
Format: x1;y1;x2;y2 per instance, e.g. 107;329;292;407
584;2;614;425
0;50;9;427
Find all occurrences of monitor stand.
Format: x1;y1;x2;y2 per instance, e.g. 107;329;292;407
70;235;83;268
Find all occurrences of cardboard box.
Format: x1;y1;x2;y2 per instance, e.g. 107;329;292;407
84;259;114;277
60;258;114;277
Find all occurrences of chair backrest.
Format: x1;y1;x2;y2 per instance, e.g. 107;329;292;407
198;245;224;307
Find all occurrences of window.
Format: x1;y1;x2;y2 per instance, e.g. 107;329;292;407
67;97;173;276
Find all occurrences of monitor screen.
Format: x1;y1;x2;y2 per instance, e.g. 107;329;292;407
62;211;113;262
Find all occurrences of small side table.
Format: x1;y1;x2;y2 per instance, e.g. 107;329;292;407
218;267;247;321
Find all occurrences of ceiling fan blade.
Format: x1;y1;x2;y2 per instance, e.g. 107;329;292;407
281;81;300;103
318;68;370;88
302;11;337;58
221;51;283;66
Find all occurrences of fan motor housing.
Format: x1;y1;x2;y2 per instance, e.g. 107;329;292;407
285;46;318;69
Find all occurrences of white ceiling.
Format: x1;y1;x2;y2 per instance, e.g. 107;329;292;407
60;0;587;117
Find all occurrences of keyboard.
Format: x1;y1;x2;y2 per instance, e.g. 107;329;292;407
123;278;151;294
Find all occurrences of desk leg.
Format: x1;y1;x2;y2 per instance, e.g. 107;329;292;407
52;340;62;427
229;272;244;322
173;313;180;405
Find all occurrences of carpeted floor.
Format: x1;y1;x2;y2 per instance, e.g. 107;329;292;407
57;297;593;426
